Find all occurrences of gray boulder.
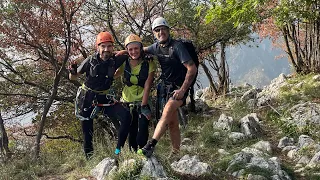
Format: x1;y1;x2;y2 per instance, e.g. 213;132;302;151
229;132;246;142
286;102;320;129
252;141;273;154
241;88;259;102
171;155;210;177
298;135;315;148
213;114;234;131
227;149;291;180
247;174;268;180
240;113;263;138
306;151;320;168
257;73;287;107
278;137;295;149
91;158;116;180
141;156;167;178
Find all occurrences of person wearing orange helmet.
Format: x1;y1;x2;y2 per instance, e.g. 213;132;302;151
114;34;155;154
69;31;132;159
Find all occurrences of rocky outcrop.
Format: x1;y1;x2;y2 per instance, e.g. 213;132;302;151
141;157;167;178
240;113;263;138
257;73;287;107
285;102;320;130
213;114;234;131
277;135;320;174
171;155;210;177
91;158;116;180
227;141;291;180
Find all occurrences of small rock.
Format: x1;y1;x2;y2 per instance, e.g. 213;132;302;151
278;137;295;149
247;174;268;180
287;149;299;159
229;132;246;142
306;151;320;168
282;146;297;153
298;135;314;148
312;75;320;81
171;155;210;176
218;149;230;156
252;141;272;154
297;156;310;166
181;138;192;145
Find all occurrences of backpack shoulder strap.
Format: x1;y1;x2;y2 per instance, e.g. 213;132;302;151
136;59;149;87
107;57;116;79
123;58;133;86
169;39;180;58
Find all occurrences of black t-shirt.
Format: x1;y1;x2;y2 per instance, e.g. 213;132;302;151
146;39;192;86
78;53;127;91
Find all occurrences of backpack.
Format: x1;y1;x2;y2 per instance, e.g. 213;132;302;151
171;39;199;68
123;58;149;88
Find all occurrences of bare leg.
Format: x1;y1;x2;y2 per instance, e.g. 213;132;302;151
168;110;181;151
140;99;183;158
152;99;183;144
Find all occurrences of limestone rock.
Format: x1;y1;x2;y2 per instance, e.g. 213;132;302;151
171;155;210;177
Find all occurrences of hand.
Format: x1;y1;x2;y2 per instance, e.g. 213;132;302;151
140;105;151;120
172;88;186;100
68;60;78;75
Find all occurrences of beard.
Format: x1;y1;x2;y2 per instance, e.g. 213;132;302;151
159;40;167;44
100;51;112;60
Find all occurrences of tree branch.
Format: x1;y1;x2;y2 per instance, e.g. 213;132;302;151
24;129;82;143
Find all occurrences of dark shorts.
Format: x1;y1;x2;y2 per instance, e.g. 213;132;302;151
157;81;189;106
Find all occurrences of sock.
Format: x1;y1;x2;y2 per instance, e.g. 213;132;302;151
150;139;158;146
115;148;121;155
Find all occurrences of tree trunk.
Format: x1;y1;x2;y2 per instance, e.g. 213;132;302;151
283;26;299;72
34;74;61;158
200;63;218;96
219;42;228;96
0;110;11;159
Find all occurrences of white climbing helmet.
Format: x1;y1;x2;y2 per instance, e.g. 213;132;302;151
152;17;170;30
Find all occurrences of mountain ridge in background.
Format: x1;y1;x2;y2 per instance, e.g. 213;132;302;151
198;37;291;88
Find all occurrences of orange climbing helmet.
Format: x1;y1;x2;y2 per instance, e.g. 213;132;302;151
96;31;114;47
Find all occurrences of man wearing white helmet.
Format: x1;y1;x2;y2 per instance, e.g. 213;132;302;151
138;17;197;157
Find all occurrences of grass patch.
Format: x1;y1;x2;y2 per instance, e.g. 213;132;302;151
280;73;320;105
265;110;300;139
229;101;252;120
199;122;226;148
243;165;273;179
111;158;143;180
280;164;296;180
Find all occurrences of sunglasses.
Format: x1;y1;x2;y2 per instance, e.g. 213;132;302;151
154;27;167;32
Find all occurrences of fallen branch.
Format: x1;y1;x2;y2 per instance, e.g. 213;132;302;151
24;129;82;143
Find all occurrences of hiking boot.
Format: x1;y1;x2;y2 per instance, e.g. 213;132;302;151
139;142;155;158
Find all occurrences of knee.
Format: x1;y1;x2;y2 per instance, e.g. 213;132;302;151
168;118;179;129
163;101;178;116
